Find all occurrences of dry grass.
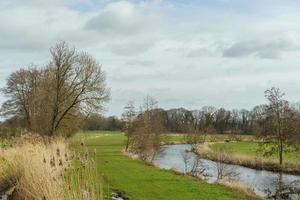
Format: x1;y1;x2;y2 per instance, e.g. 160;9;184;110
217;180;263;200
1;134;105;200
1;134;69;200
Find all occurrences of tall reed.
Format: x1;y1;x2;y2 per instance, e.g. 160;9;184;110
64;138;104;200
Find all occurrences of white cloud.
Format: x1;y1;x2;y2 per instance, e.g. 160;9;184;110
85;1;161;35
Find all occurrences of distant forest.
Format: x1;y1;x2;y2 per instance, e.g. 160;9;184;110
82;103;300;135
2;104;300;136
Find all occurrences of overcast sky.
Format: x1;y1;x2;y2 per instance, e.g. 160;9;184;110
1;0;300;116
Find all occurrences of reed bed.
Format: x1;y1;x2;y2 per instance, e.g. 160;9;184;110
0;134;104;200
64;138;104;200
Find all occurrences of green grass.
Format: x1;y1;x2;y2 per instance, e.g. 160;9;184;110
0;138;10;149
164;134;185;143
210;141;300;164
71;131;256;200
166;133;254;143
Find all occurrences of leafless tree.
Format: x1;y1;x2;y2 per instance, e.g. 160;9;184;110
1;42;110;137
1;67;40;130
129;96;165;162
122;101;136;151
263;87;300;165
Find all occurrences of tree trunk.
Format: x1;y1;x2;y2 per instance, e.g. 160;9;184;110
279;139;283;165
125;137;130;151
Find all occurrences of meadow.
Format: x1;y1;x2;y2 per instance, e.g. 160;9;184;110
165;133;255;144
210;141;300;164
70;131;258;200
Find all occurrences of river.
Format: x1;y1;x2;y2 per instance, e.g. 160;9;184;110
153;144;300;199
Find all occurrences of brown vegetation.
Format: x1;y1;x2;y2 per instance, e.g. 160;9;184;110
1;134;69;200
217;180;263;200
122;96;165;162
0;134;103;200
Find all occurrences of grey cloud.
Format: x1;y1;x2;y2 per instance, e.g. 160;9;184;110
126;59;154;66
222;39;292;59
186;48;214;57
85;1;160;35
110;72;164;83
109;42;154;56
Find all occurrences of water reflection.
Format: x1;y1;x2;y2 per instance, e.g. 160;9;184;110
265;173;300;200
153;144;300;199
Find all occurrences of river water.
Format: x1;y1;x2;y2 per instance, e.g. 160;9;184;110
153;144;300;199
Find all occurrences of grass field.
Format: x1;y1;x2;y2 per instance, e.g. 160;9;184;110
166;133;255;144
210;141;300;164
71;131;257;200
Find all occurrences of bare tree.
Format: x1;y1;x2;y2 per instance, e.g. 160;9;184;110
47;43;109;135
263;87;300;165
1;67;40;130
264;87;286;165
122;101;136;151
1;42;110;137
129;96;165;162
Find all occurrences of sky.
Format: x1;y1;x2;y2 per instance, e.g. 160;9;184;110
1;0;300;116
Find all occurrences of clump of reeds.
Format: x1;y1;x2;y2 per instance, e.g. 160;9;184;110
1;134;105;200
1;134;69;200
64;137;104;200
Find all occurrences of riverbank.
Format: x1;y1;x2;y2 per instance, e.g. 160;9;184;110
193;142;300;175
71;131;259;200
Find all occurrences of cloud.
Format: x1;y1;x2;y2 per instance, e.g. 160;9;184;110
186;48;214;57
222;38;293;59
126;59;154;66
85;1;161;35
109;41;154;56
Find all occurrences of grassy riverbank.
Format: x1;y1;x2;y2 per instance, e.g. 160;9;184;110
71;131;258;200
211;142;300;163
194;141;300;175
